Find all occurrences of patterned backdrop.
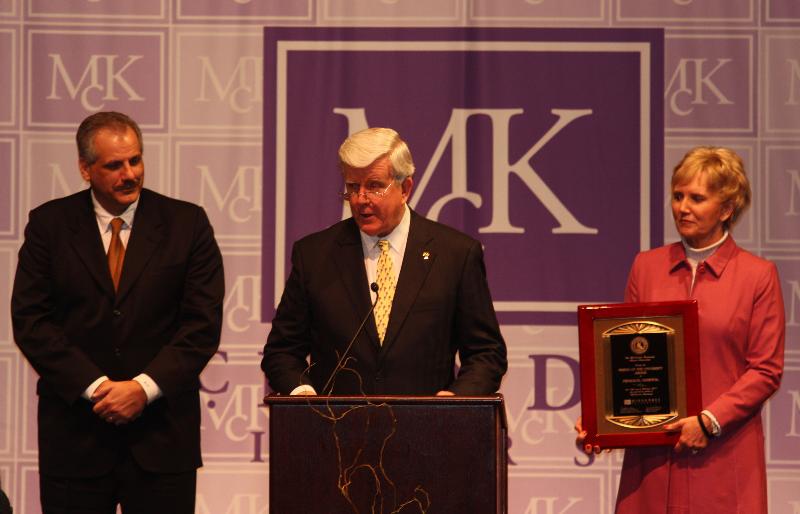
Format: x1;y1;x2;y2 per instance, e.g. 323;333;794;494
0;1;799;513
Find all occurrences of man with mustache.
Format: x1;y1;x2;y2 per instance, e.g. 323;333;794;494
11;111;224;513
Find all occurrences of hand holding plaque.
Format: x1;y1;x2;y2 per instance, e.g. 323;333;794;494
578;301;701;449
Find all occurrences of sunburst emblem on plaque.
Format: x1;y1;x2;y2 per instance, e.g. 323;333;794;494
603;321;672;336
609;414;676;428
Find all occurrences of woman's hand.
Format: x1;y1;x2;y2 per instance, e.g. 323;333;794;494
664;415;709;454
574;416;604;455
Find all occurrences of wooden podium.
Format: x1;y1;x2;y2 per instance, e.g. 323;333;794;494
264;395;507;513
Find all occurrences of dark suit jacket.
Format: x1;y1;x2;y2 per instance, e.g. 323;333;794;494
11;188;224;477
262;210;506;396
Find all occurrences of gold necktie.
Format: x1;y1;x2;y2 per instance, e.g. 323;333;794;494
374;240;396;344
108;217;125;291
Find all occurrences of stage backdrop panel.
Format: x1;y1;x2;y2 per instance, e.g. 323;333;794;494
0;1;798;513
262;27;664;326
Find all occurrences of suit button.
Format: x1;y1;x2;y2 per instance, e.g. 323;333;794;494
114;348;121;357
375;374;384;382
113;310;122;316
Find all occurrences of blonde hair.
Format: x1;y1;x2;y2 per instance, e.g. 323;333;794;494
672;146;751;229
338;127;415;181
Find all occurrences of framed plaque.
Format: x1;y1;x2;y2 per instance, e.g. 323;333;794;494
578;301;701;449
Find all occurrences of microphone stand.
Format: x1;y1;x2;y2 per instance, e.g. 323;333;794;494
321;282;380;395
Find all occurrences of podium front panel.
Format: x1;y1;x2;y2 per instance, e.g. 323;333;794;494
266;396;507;514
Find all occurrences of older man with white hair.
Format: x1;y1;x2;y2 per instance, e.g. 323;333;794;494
262;127;507;396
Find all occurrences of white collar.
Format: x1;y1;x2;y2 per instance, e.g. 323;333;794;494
682;231;728;259
359;204;411;256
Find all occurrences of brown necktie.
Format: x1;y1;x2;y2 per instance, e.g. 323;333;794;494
108;217;125;291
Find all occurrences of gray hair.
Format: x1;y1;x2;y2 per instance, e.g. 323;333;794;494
338;127;415;181
76;111;143;166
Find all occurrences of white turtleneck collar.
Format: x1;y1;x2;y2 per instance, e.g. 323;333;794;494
682;231;729;286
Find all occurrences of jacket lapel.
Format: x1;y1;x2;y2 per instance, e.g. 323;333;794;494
380;211;435;354
703;235;738;278
333;220;379;347
68;190;115;299
115;190;164;304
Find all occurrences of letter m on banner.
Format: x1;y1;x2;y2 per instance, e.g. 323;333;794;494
262;28;664;325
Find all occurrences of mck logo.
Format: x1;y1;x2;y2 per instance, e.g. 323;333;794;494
28;31;163;127
262;28;664;324
48;54;144;111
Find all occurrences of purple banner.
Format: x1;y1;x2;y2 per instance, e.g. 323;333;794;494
262;27;664;324
26;27;165;129
0;0;13;17
27;0;166;20
617;0;753;23
0;29;14;127
665;32;755;134
176;0;312;24
766;0;800;23
0;138;15;238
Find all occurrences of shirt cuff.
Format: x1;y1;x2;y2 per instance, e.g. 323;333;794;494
133;374;162;404
701;409;721;436
290;384;317;396
83;376;109;401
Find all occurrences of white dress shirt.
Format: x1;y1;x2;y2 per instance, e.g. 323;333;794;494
289;205;412;396
82;191;162;404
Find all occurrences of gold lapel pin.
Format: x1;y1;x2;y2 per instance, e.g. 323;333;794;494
422;251;430;260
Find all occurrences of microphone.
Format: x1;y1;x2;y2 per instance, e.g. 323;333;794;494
321;282;380;395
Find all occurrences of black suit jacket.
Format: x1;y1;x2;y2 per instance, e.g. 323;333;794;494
262;210;506;395
11;188;224;477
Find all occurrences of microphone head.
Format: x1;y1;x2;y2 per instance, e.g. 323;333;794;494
370;282;379;293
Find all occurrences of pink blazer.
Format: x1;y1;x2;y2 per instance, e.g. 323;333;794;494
616;237;784;514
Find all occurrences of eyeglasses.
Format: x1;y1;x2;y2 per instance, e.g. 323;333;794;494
339;181;394;201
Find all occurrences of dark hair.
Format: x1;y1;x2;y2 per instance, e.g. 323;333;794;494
0;485;11;514
76;111;143;166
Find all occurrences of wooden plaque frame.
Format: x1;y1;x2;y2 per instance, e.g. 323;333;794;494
578;300;701;449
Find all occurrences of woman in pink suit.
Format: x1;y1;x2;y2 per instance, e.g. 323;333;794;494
580;146;785;513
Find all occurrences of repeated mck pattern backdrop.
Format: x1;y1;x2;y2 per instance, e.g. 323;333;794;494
0;1;799;513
